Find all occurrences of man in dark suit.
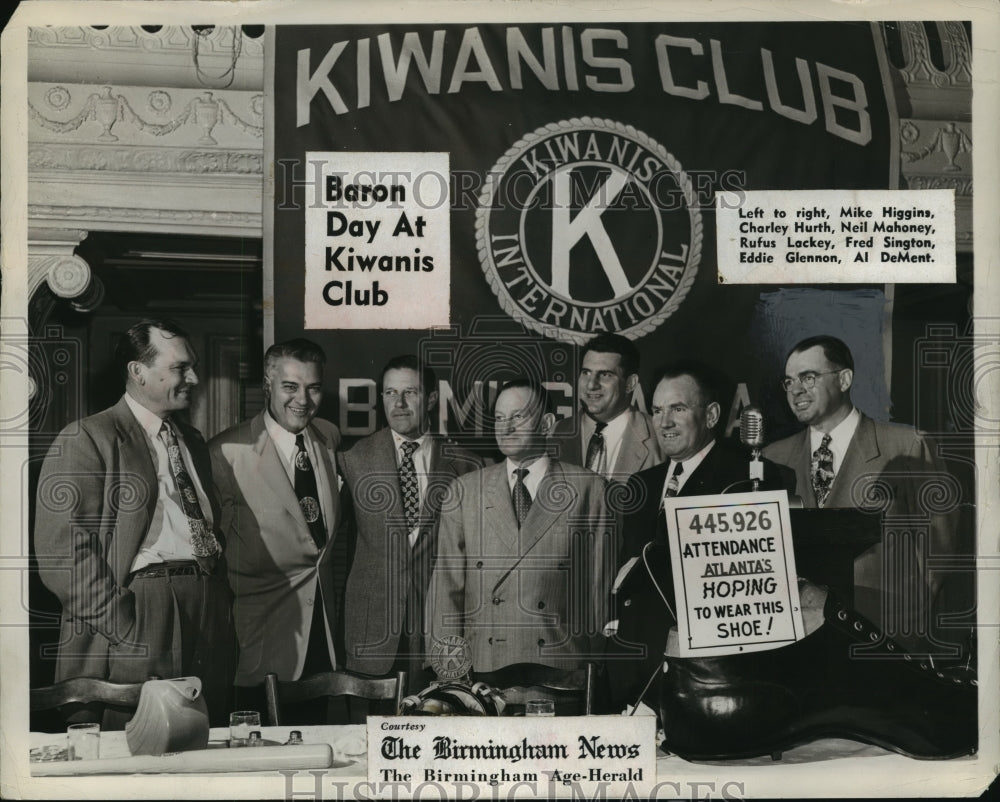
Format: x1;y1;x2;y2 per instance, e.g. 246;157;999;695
549;332;662;482
763;335;958;643
339;355;482;692
605;360;790;712
35;319;236;727
210;339;342;703
428;379;613;673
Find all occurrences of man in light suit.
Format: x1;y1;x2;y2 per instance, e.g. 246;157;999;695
338;355;482;692
550;333;662;482
428;379;613;673
605;360;792;711
209;339;342;705
35;319;236;728
763;335;958;644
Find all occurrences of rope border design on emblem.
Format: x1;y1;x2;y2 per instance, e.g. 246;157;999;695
475;117;703;345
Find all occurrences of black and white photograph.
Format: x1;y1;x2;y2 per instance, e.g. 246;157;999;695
1;1;997;798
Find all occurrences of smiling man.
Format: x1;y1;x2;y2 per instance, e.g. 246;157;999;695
338;355;482;693
35;319;236;728
763;335;958;641
209;338;342;709
427;379;613;676
550;333;662;481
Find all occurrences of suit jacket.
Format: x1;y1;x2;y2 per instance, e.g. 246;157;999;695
35;396;222;682
607;441;792;709
209;412;342;685
428;459;614;673
550;408;663;481
763;413;957;633
338;428;484;676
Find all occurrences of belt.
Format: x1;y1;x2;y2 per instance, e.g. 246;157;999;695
131;560;205;579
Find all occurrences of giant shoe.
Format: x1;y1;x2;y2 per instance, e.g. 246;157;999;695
660;589;977;760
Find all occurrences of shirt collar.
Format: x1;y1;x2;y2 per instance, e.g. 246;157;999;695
124;392;170;439
671;438;716;478
810;407;860;451
584;407;630;440
263;408;308;454
391;429;428;452
506;454;550;481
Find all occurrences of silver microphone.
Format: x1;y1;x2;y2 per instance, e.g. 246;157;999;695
740;405;766;489
740;405;765;449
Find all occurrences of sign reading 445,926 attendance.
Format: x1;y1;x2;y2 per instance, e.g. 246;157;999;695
664;491;804;657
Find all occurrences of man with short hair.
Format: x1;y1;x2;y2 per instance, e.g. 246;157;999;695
550;333;662;481
36;319;236;727
209;338;342;699
428;379;613;673
606;361;791;711
763;335;958;639
339;355;482;691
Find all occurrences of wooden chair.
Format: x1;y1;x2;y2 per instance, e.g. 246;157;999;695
472;662;597;715
264;670;407;726
30;677;147;732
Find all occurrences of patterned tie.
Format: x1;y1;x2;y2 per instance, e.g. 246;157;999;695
399;439;421;531
294;433;326;549
159;422;220;562
811;433;835;508
585;421;608;475
664;461;685;498
512;468;531;527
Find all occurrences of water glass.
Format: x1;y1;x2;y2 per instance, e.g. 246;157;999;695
229;710;261;747
525;699;555;717
67;723;100;760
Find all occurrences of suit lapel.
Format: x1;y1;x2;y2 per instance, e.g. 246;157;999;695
308;421;341;542
517;460;566;554
614;410;647;477
828;414;879;507
112;400;157;575
250;413;309;531
485;463;518;552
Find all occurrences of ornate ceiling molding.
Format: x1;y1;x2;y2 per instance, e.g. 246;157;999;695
28;26;263;91
27;229;104;311
29;143;262;176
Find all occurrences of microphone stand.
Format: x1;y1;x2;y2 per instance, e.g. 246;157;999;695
750;446;764;492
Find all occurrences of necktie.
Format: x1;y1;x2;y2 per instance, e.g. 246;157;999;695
811;433;835;508
585;421;608;475
159;421;220;563
294;433;327;548
512;468;531;527
399;439;420;531
664;461;685;499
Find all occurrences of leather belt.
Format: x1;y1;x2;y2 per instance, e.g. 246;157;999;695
131;560;204;579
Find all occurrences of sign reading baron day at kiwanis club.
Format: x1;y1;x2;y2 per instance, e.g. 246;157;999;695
272;22;893;380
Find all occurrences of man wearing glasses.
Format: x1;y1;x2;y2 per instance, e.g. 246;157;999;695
339;355;482;693
427;379;613;674
763;335;957;643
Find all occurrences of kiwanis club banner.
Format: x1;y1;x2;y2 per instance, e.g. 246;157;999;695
270;22;895;440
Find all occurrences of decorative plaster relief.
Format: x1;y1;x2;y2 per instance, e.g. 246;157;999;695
29;143;262;175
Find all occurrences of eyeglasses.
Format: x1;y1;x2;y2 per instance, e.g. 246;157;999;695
781;370;843;391
382;388;420;402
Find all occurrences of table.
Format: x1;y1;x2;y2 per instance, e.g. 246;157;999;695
30;725;367;776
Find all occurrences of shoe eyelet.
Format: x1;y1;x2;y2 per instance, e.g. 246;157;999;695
936;672;944;678
869;632;878;641
837;610;848;621
853;622;863;631
904;654;912;661
920;663;928;670
887;643;895;651
971;679;978;686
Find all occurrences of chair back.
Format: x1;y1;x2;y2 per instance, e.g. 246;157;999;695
264;670;406;725
472;662;596;715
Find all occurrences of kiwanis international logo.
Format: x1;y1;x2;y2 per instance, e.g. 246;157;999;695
430;635;473;680
476;118;702;344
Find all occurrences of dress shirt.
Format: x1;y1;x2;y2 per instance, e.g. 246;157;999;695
391;430;430;547
263;411;333;532
809;407;860;477
506;454;551;499
126;393;214;572
581;408;630;478
660;439;717;501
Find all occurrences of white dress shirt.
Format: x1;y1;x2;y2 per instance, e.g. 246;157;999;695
661;439;717;502
506;454;550;500
263;411;333;534
581;408;630;478
809;407;860;477
126;393;214;572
